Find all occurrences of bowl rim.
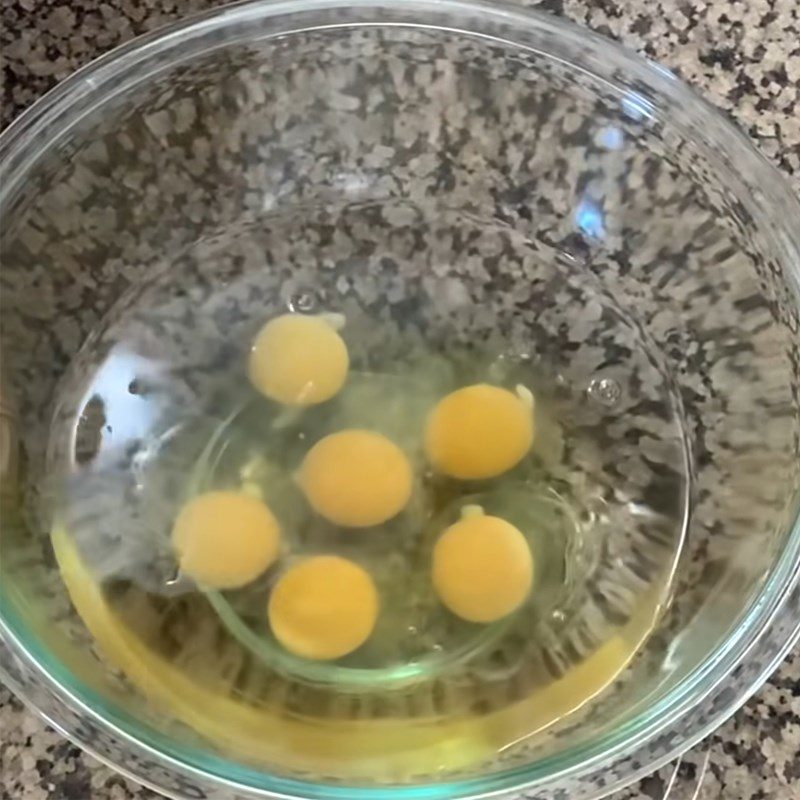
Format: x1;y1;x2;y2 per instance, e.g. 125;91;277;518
2;1;800;798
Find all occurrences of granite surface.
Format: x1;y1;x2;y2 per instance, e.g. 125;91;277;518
1;1;799;800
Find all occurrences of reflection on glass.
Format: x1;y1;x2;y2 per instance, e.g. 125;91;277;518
597;126;624;150
621;91;655;121
575;196;605;239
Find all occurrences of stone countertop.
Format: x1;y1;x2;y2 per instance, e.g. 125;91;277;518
1;1;798;799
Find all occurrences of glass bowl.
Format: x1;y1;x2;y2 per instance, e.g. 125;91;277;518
1;1;799;799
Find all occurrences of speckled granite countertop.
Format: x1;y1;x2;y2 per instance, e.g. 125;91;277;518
1;1;799;799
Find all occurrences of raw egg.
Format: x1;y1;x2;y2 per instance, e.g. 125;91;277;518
298;429;413;527
432;507;533;623
268;555;379;660
424;383;533;479
172;491;281;589
248;314;349;406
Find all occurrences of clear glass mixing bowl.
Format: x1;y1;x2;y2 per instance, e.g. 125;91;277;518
1;1;799;799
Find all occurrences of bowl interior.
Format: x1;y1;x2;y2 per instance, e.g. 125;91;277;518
1;3;799;799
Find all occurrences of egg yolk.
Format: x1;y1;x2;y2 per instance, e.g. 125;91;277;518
298;429;413;527
432;509;533;623
248;314;349;406
424;384;534;479
268;555;379;660
172;491;281;589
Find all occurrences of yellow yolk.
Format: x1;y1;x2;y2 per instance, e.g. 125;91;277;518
298;429;413;527
248;314;349;406
424;384;533;479
268;555;379;660
172;491;281;589
432;510;533;623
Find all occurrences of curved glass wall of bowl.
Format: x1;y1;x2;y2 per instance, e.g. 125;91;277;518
606;746;711;800
1;1;799;799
